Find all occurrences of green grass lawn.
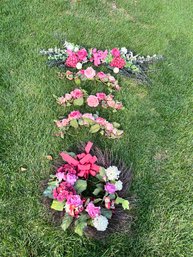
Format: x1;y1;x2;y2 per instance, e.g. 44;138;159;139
1;0;193;256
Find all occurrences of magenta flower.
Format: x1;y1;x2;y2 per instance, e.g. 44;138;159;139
104;183;116;194
77;48;88;61
67;195;82;206
86;202;101;218
111;48;120;57
66;173;77;185
97;71;107;80
96;92;106;101
71;89;84;99
68;110;82;120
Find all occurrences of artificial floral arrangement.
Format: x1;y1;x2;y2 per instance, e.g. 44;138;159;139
57;67;121;92
43;142;132;238
56;88;123;111
55;111;123;139
40;40;163;81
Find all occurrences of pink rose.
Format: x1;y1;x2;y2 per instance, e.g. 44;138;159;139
77;48;88;61
97;71;107;80
68;110;82;120
66;173;77;185
96;92;106;101
84;67;96;79
65;93;72;100
96;117;106;126
82;113;95;120
104;183;116;194
71;89;84;99
58;96;66;105
86;202;101;218
105;122;114;132
65;70;74;80
114;102;123;110
61;118;69;127
65;52;79;68
115;84;121;91
107;100;116;108
55;120;63;128
108;76;116;83
111;48;120;57
87;95;99;107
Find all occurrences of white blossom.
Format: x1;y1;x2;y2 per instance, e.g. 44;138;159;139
93;215;109;231
76;62;82;69
120;47;127;55
105;166;121;180
115;180;123;191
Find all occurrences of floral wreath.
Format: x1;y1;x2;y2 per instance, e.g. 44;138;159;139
43;142;132;237
40;40;163;81
55;111;123;139
56;88;123;111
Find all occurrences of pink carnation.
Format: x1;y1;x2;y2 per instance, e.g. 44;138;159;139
111;48;120;57
110;56;126;69
96;92;106;101
114;102;123;110
105;183;116;194
71;89;84;99
87;95;99;107
65;52;79;68
86;202;101;218
56;120;63;128
77;48;88;61
84;67;96;79
68;110;82;120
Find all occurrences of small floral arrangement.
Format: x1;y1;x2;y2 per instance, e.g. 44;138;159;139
40;40;163;80
43;142;132;237
56;88;123;111
58;68;121;92
55;111;123;139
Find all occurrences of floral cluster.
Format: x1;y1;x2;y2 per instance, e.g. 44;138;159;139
57;88;123;111
55;111;123;139
43;142;129;235
59;67;121;92
40;41;163;79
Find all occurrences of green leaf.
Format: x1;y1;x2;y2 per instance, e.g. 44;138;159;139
112;122;120;128
122;200;129;210
109;194;116;200
73;97;84;106
93;187;103;196
70;119;79;128
74;78;81;85
82;117;95;125
115;197;129;210
66;151;76;157
74;215;88;236
51;200;65;211
47;180;58;187
93;198;102;204
89;124;101;133
74;179;87;194
61;214;73;231
101;208;112;219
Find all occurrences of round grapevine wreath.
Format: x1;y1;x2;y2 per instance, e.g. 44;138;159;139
42;142;133;238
